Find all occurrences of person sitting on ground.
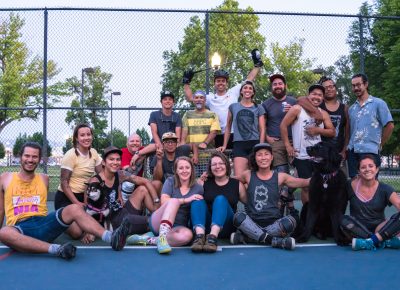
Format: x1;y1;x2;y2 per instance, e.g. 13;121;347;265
190;151;246;253
231;143;310;250
0;142;130;260
54;123;103;243
87;146;161;235
121;133;145;176
151;132;191;183
340;155;400;251
217;80;265;177
127;156;203;254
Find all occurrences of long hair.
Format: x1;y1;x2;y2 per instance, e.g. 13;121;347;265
72;123;93;158
206;151;231;178
173;156;196;188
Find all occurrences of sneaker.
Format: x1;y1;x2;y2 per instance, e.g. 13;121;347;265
157;235;171;254
111;217;130;251
203;234;218;253
352;238;376;251
230;231;245;245
57;242;77;260
271;237;296;250
383;237;400;249
191;234;205;253
126;232;155;246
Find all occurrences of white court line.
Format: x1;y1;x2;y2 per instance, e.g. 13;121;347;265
1;243;338;250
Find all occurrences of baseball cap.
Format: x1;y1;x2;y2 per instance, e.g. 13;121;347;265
253;143;273;154
102;146;122;160
240;80;256;94
308;84;325;95
162;132;178;142
193;90;206;98
269;73;286;84
160;91;175;100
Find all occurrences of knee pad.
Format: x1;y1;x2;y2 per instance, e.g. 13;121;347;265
340;215;372;239
265;215;297;237
378;212;400;240
233;212;247;228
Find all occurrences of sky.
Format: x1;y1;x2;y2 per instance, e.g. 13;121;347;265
0;0;374;154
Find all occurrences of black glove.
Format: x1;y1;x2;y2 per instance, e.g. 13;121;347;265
182;69;195;84
251;49;263;67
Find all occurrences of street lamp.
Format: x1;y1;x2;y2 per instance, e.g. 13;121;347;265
128;105;137;136
110;91;121;146
211;52;221;70
80;67;95;123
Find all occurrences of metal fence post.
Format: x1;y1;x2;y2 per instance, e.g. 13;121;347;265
42;8;48;173
358;15;365;74
205;11;210;94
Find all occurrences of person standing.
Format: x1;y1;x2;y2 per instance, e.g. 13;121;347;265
347;73;394;179
262;74;297;215
183;49;263;148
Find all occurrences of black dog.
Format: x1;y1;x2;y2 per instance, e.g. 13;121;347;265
85;181;111;229
296;141;348;245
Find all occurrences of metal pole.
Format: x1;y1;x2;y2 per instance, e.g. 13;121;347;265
42;8;48;173
110;93;113;146
359;15;365;74
205;11;210;94
80;69;84;123
128;107;131;136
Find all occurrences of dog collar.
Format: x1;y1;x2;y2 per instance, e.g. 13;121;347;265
320;171;338;189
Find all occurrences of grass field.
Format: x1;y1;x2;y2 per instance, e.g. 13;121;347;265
1;165;400;194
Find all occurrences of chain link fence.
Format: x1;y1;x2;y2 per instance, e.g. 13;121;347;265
0;8;399;193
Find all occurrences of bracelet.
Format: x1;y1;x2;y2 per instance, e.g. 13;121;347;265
203;141;208;145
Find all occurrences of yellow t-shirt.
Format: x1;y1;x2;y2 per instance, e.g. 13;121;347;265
5;173;48;226
182;110;221;145
58;148;102;193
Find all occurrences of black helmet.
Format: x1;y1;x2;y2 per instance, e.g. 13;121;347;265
213;69;229;80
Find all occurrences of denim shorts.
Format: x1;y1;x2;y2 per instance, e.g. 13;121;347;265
14;208;69;243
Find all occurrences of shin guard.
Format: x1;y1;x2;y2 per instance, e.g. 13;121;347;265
378;212;400;240
233;212;264;242
340;215;372;239
265;215;297;237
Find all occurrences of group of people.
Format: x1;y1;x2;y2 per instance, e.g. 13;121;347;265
0;49;399;261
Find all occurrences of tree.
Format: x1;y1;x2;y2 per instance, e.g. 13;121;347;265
12;132;52;157
0;141;5;159
136;128;150;146
105;128;127;149
0;13;67;134
65;66;112;151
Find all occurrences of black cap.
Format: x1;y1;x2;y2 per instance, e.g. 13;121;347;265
102;146;122;160
308;84;325;95
269;74;286;84
160;91;175;100
253;143;273;154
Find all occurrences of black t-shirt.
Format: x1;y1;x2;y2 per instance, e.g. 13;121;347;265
203;178;240;212
320;102;346;152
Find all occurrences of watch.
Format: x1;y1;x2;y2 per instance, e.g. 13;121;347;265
134;150;140;155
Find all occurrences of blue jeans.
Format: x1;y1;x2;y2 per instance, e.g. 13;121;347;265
14;208;69;243
190;195;235;238
347;150;381;178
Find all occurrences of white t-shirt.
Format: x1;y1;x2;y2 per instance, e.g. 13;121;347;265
206;83;241;133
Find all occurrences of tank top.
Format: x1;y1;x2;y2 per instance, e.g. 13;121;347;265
320;102;346;152
94;173;123;214
292;107;323;159
245;171;280;224
5;173;48;226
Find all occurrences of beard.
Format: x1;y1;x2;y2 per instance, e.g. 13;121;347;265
272;88;286;99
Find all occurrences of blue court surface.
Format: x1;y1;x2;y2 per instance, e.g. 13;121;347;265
1;243;399;290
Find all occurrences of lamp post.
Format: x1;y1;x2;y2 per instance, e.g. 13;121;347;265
110;91;121;146
128;105;137;137
80;67;95;123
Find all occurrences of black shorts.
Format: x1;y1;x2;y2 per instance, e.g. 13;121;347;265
54;190;84;210
233;140;259;158
110;201;148;234
215;134;234;149
292;158;313;179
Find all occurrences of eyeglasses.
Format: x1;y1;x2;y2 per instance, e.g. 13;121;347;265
211;162;226;167
163;140;177;145
324;85;335;90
